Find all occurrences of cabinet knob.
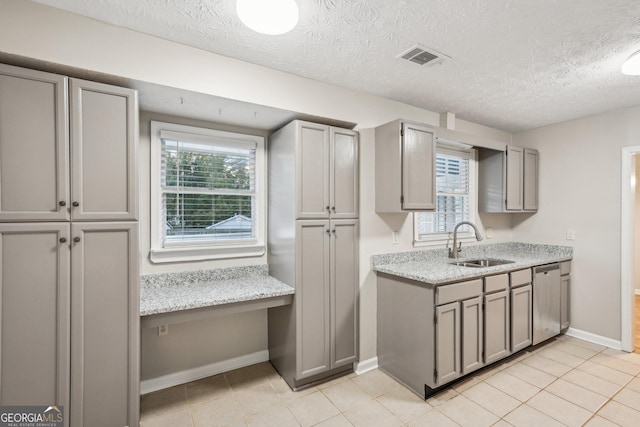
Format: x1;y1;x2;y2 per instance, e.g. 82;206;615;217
331;206;336;212
59;237;67;243
72;201;80;207
73;236;81;243
326;229;331;236
59;201;66;207
326;206;330;212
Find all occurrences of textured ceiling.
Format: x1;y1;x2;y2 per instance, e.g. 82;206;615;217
33;0;640;132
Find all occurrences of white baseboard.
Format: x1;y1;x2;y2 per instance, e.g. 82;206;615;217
355;357;378;375
565;327;622;351
140;350;269;395
635;289;640;296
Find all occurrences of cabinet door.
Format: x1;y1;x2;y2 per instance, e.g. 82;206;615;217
435;302;460;385
505;146;523;211
295;221;331;379
561;275;570;331
402;123;436;210
0;223;69;417
70;79;138;221
523;148;539;211
511;284;533;352
484;290;511;364
0;64;70;221
296;122;330;219
70;222;139;427
330;128;359;218
330;220;358;368
461;296;484;374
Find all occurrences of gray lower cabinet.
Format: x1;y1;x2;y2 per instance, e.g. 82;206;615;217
70;222;139;427
378;267;547;399
433;279;483;386
510;268;533;352
560;261;571;332
0;224;70;411
484;289;511;364
270;219;358;389
0;223;139;427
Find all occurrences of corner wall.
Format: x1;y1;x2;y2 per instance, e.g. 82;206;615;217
512;106;640;342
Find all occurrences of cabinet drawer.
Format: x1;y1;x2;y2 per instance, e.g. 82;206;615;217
436;279;482;305
560;261;571;276
485;274;509;293
510;269;532;287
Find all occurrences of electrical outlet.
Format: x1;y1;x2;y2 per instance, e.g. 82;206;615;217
566;229;576;241
392;231;399;245
158;325;169;336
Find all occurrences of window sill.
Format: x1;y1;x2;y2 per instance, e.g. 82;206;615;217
150;244;266;263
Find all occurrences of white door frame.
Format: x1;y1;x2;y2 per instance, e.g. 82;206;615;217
620;146;639;352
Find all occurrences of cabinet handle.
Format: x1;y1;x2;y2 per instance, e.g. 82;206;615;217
59;201;66;207
73;237;81;243
59;237;67;243
72;201;80;207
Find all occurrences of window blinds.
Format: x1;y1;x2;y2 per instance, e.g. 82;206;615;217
161;136;257;244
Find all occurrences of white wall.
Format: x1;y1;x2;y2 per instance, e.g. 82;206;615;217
635;156;640;293
0;0;513;377
513;106;640;342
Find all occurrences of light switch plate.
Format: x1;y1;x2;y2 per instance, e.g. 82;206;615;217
566;229;576;240
158;325;169;336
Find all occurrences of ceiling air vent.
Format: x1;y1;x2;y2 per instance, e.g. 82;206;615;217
398;44;451;66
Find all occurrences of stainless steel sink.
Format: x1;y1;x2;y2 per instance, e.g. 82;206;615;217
450;258;515;268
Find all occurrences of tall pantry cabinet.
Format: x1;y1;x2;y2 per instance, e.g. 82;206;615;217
0;64;139;427
268;120;359;389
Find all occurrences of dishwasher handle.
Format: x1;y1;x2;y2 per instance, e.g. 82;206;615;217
534;263;560;274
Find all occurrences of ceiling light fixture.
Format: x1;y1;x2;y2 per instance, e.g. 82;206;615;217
236;0;299;35
622;50;640;75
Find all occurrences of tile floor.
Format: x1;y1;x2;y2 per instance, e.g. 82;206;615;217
635;295;640;354
141;335;640;427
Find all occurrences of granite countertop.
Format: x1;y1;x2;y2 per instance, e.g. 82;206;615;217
371;242;573;286
140;265;294;316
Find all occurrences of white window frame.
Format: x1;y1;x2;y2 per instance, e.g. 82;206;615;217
150;120;266;263
414;144;478;247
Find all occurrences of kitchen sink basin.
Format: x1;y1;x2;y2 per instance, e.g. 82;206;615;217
450;258;515;268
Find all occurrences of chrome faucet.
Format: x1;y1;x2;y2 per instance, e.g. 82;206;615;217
448;221;483;258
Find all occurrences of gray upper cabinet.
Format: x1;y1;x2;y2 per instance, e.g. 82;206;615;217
0;64;70;221
375;120;436;212
478;145;539;213
0;223;70;419
0;65;138;222
294;121;358;219
505;146;524;210
70;79;138;221
523;148;539;211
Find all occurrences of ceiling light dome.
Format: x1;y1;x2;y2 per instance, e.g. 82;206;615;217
237;0;299;35
622;50;640;75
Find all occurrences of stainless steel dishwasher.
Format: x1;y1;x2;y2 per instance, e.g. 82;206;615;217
532;263;561;345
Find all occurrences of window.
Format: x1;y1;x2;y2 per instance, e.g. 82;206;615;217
414;145;477;245
150;121;265;262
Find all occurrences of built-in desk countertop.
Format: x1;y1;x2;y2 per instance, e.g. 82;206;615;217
140;265;294;328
